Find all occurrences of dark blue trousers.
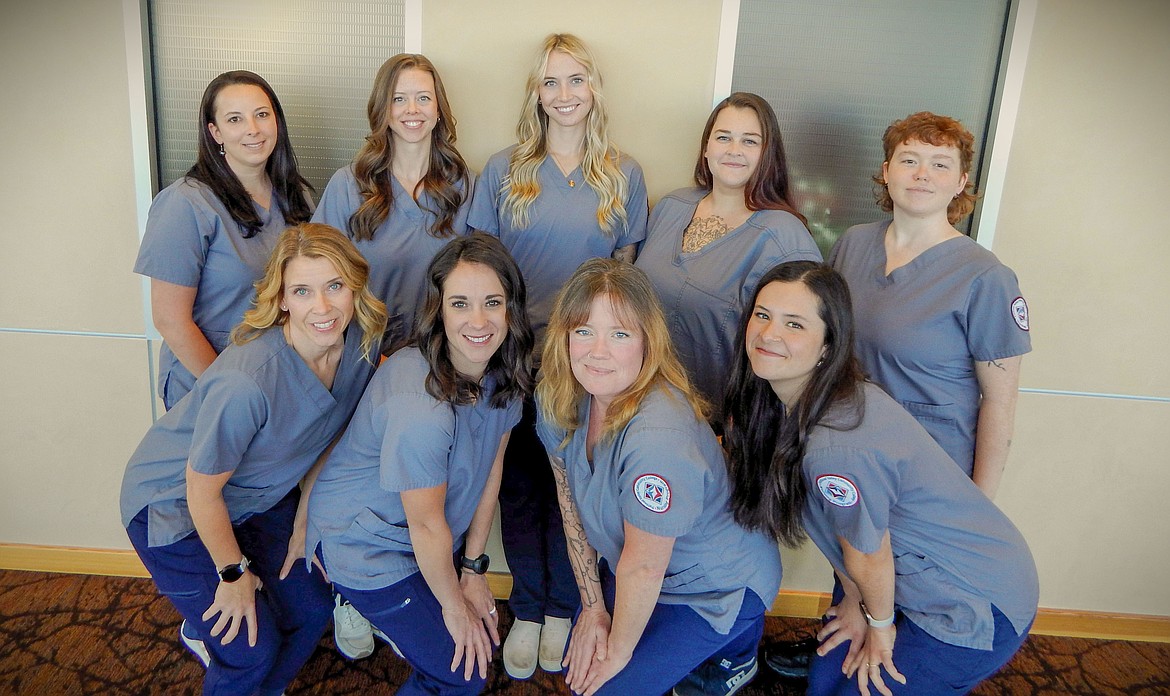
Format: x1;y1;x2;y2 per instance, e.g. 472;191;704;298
127;490;332;696
808;585;1032;695
338;572;486;695
499;395;579;622
578;563;766;696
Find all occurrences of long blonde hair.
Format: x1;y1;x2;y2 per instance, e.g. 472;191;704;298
537;259;706;445
501;33;630;234
232;223;388;362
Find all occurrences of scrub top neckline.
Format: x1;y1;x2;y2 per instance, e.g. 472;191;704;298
674;197;761;263
875;220;971;286
389;174;429;220
543;155;583;191
280;324;360;411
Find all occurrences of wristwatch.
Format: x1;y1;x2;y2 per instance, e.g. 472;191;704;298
861;601;895;628
460;553;490;575
218;556;250;583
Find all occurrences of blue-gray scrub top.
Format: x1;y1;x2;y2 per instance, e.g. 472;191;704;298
120;325;377;548
467;145;649;353
829;220;1032;474
307;348;523;591
312;166;475;346
536;385;782;634
801;382;1039;650
636;188;821;416
134;178;292;408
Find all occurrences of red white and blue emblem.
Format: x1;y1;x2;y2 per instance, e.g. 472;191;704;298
816;474;859;508
633;474;671;513
1011;296;1029;331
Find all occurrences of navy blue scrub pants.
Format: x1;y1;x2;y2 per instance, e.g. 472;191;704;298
127;490;332;696
807;586;1032;695
499;395;579;623
338;572;486;695
579;562;767;696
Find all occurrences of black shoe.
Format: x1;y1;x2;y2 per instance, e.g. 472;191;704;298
764;636;819;679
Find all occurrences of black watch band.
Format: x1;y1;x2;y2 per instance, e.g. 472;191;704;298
218;556;250;583
460;553;489;575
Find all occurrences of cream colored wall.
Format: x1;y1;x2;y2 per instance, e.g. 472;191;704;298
2;0;1167;619
0;0;154;548
989;0;1170;615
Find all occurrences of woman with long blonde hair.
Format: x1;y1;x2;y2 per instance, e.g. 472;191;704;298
467;32;648;679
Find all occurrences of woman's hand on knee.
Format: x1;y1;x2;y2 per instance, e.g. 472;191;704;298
460;572;500;645
443;599;493;681
564;606;610;691
202;570;262;647
852;624;906;696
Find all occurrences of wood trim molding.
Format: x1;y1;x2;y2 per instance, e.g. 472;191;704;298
4;543;1166;643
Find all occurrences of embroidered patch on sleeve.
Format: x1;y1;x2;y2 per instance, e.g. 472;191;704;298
1011;296;1029;331
633;474;671;513
816;474;859;508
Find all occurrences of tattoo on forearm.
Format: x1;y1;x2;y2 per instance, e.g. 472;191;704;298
986;359;1006;371
551;456;601;607
612;246;636;264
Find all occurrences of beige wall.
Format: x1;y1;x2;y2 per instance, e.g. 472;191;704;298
2;0;1167;619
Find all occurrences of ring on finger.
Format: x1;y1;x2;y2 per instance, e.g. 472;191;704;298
488;608;497;615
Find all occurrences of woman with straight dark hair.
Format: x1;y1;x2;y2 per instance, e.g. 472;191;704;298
636;92;820;425
467;32;649;679
314;53;474;354
536;259;780;696
121;223;386;696
307;233;533;694
724;260;1037;696
135;70;314;409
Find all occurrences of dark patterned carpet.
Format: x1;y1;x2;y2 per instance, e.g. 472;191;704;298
1;570;1167;695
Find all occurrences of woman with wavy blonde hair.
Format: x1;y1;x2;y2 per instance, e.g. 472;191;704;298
467;32;649;679
314;53;473;354
533;259;780;696
120;223;386;695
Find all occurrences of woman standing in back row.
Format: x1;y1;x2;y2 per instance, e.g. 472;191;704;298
467;32;649;680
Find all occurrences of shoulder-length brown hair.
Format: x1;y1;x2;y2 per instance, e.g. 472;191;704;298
232;223;387;362
349;54;470;241
872;111;978;224
537;259;705;444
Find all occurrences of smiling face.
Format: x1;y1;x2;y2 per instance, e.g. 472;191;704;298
569;294;645;412
281;255;355;359
442;261;508;381
704;106;763;191
745;280;828;406
538;50;594;131
386;67;439;146
881;139;969;219
207;83;278;176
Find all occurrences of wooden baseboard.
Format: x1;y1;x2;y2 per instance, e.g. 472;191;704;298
4;543;1166;643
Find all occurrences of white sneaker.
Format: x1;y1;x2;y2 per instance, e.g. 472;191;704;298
538;615;571;673
333;594;374;660
179;620;210;668
503;619;541;679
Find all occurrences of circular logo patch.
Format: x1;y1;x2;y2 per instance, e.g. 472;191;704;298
633;474;671;513
816;475;859;508
1011;297;1029;331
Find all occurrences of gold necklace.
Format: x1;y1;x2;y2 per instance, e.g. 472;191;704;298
549;151;579;188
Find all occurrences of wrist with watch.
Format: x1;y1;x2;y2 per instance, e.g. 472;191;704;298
860;601;895;628
217;556;250;583
460;553;490;575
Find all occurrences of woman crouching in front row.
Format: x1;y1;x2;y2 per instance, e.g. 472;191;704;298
723;260;1038;696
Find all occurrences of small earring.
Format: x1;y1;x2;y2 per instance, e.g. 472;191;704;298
953;192;960;200
816;358;824;367
280;305;287;312
219;143;225;156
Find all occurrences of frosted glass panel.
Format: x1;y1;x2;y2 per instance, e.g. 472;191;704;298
150;0;406;195
732;0;1010;252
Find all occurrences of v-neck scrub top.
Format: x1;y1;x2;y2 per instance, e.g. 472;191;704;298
636;188;821;414
536;385;782;635
829;220;1031;474
307;348;523;591
120;325;376;548
312;166;475;346
467;145;649;352
801;382;1038;650
134;178;292;408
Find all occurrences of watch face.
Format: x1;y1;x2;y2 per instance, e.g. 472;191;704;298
220;565;245;583
462;554;489;574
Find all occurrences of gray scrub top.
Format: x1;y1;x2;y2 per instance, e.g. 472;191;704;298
536;385;782;635
307;348;523;591
120;325;377;548
801;382;1039;650
312;166;475;346
829;220;1032;474
467;145;649;353
636;187;821;417
134;178;291;408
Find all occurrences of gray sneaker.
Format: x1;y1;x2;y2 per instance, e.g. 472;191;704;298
673;655;758;696
179;620;210;668
333;594;375;660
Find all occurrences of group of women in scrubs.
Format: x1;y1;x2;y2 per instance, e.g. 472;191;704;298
123;26;1035;696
